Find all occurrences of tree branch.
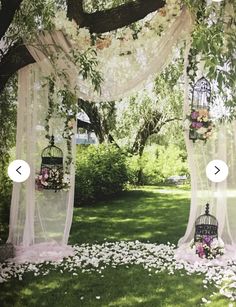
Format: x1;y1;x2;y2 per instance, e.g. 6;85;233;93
67;0;166;33
0;0;23;40
66;0;85;26
0;42;35;93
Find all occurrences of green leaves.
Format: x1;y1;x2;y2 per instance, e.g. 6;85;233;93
187;0;236;110
72;48;103;92
44;79;78;175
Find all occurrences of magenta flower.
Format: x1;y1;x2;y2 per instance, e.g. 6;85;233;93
196;243;205;258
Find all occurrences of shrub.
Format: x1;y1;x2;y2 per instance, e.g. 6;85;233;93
75;144;128;205
126;144;189;185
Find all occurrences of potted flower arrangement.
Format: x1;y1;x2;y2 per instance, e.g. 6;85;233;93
190;235;224;259
188;109;214;142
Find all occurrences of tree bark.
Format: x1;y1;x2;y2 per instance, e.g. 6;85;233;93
0;0;23;40
132;111;162;156
67;0;165;33
78;99;106;143
0;42;35;93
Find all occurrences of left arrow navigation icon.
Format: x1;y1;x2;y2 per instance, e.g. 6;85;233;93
8;160;30;183
16;166;22;175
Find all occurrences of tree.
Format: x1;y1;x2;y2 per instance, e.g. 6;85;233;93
114;58;184;156
78;99;117;144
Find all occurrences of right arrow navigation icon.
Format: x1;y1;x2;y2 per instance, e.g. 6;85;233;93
214;166;220;175
206;160;228;183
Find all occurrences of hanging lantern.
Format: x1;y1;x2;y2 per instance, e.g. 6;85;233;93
191;77;211;110
194;203;218;243
39;135;64;191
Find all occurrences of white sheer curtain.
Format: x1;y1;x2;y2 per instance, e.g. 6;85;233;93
7;66;75;262
176;61;236;263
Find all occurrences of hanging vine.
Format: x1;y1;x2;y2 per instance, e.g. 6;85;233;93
186;0;236;109
43;78;77;187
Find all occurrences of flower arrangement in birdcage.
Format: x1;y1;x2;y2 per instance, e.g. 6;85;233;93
187;76;214;142
190;236;224;259
190;203;224;259
188;109;214;142
35;167;70;191
35;135;70;192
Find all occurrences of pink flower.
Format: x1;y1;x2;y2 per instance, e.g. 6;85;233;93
196;243;205;258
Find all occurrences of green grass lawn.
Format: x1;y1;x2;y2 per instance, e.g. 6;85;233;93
0;186;231;307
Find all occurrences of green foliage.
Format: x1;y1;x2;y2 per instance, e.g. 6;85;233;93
127;144;188;185
5;0;56;46
114;58;184;150
72;48;104;92
75;144;128;204
187;0;236;109
0;77;17;239
44;80;77;175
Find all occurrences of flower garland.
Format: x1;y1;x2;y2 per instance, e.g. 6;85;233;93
53;0;182;52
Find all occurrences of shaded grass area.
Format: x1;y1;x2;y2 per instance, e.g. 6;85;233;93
70;186;190;245
0;186;231;306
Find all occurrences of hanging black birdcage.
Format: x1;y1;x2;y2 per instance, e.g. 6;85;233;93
191;77;211;110
194;203;218;243
39;135;64;191
189;129;206;142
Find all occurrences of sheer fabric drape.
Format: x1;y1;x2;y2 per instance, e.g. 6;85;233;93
7;65;75;262
27;8;193;102
176;66;236;263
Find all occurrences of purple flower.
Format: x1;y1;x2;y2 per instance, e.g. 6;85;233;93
203;235;213;246
196;122;203;129
192;122;203;129
191;111;199;119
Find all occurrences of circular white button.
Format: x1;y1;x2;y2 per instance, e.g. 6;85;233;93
206;160;228;183
8;160;31;183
